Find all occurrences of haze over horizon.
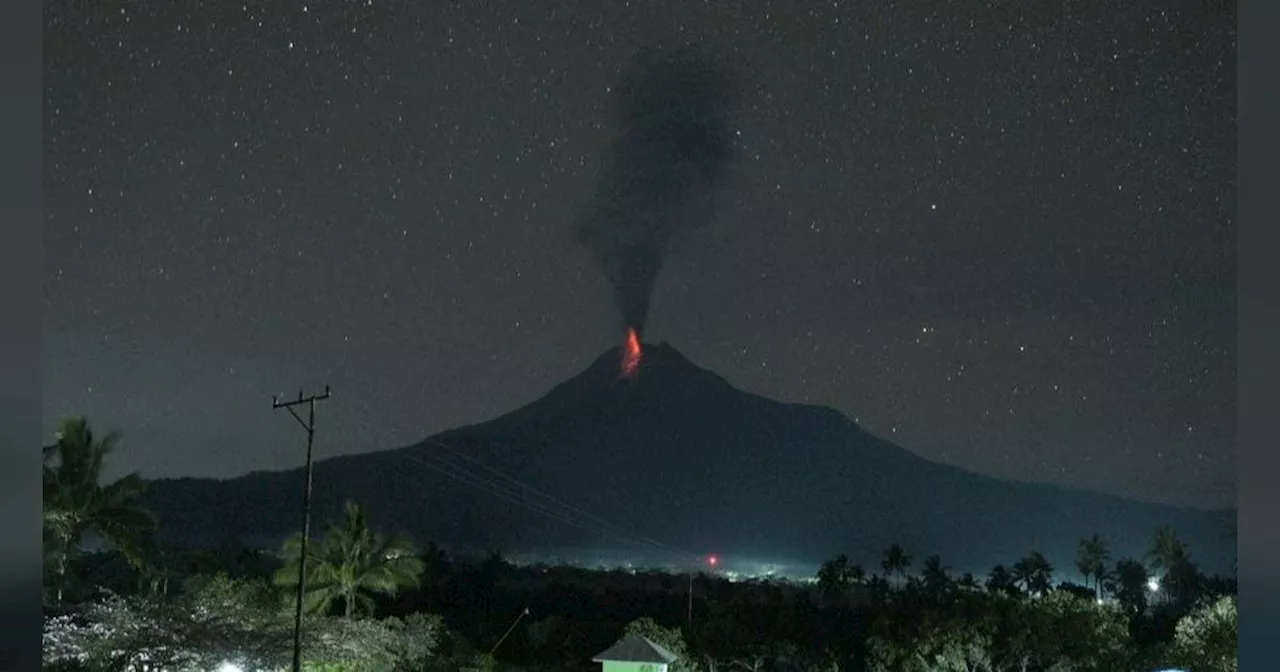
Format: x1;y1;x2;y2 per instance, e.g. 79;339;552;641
45;0;1234;510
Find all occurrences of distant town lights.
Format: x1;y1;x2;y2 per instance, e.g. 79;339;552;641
216;662;244;672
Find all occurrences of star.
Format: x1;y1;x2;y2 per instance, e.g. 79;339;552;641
40;0;1235;511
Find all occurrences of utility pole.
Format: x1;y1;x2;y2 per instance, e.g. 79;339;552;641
687;571;694;630
489;606;531;658
688;554;715;631
273;385;331;672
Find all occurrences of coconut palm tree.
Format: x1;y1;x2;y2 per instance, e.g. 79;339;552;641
817;554;868;605
880;544;912;589
1147;525;1189;574
273;500;424;618
42;417;156;604
1011;551;1054;597
1075;534;1112;599
848;562;867;589
986;564;1018;596
816;553;852;603
1145;526;1199;606
1112;558;1150;614
920;554;953;600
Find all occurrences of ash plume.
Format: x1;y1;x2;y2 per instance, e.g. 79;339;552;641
575;46;745;337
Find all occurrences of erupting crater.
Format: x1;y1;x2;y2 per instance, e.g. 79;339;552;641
621;327;642;378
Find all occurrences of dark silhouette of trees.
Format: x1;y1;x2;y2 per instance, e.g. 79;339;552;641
920;554;953;601
1112;558;1150;615
956;572;980;592
1075;533;1112;600
1011;551;1054;597
1138;527;1207;612
273;500;424;618
1147;526;1188;574
44;517;1236;671
879;544;911;589
816;553;856;605
42;417;156;605
986;564;1019;597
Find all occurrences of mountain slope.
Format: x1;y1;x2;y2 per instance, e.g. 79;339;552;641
143;342;1235;575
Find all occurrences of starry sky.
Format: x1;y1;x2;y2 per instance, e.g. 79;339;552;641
44;0;1235;509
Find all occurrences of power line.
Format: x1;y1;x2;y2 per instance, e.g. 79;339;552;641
271;385;330;672
391;439;716;631
419;438;680;554
391;440;698;562
418;444;680;555
396;449;673;555
398;450;628;544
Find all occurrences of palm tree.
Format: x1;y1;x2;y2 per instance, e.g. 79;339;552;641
816;554;866;605
880;544;912;589
863;574;891;600
1147;525;1189;574
273;500;424;618
1075;534;1112;599
986;564;1018;596
920;554;952;600
42;417;156;604
1011;551;1054;597
816;554;852;603
1162;554;1203;609
1112;558;1150;614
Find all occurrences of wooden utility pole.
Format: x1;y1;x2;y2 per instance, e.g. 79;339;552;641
489;606;531;657
272;385;331;672
687;571;694;629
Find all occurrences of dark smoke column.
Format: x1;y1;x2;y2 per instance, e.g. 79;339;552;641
575;47;745;339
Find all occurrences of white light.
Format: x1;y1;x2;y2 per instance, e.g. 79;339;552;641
1147;576;1161;592
216;662;244;672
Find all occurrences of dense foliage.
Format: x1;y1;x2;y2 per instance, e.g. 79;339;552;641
52;544;1235;672
42;575;446;672
273;500;426;618
1169;596;1237;672
43;417;157;605
42;417;1236;671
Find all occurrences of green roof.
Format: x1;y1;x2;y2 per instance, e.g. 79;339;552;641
592;632;679;664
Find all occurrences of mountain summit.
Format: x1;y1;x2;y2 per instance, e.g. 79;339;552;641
144;342;1235;575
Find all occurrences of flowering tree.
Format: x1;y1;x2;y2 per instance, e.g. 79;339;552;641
43;592;267;671
1169;596;1236;672
43;575;446;671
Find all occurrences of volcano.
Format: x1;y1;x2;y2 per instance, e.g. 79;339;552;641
143;342;1235;575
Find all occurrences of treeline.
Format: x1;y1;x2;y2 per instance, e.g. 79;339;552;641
43;417;1236;671
49;538;1238;671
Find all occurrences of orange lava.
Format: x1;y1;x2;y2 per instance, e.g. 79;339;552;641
621;327;642;378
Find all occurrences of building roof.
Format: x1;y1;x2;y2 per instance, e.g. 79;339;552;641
591;632;680;664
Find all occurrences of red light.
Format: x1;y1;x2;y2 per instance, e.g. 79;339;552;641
621;328;642;378
707;555;718;566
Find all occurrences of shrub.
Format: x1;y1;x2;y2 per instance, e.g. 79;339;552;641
1168;596;1236;672
42;575;448;672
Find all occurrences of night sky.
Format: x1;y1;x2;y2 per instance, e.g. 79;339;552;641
44;0;1235;509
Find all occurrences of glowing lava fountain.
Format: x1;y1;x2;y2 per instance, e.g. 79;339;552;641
621;327;642;378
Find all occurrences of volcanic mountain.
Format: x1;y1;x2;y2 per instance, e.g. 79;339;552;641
143;342;1235;576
